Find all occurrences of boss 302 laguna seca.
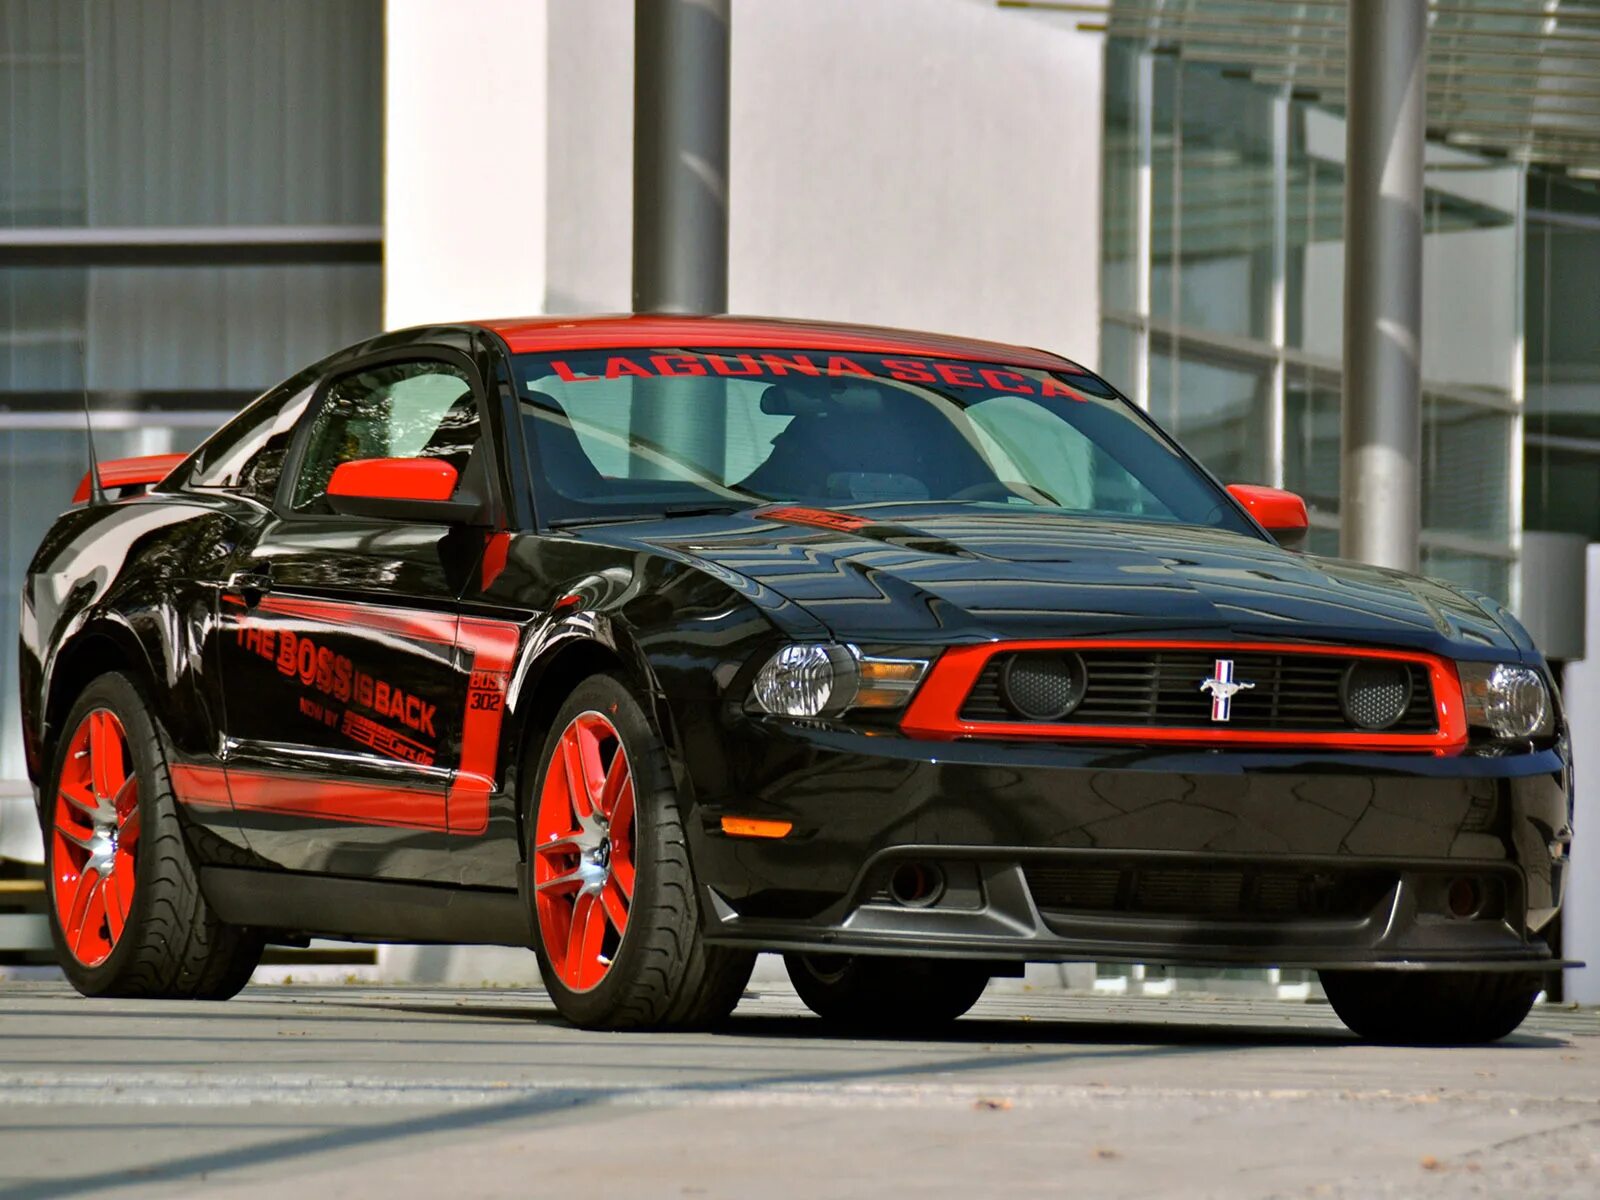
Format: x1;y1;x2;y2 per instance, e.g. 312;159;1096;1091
19;315;1575;1040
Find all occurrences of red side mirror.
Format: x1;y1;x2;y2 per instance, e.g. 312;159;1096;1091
325;457;482;524
328;457;459;502
1227;484;1309;548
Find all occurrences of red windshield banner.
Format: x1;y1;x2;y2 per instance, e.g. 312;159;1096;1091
538;352;1086;400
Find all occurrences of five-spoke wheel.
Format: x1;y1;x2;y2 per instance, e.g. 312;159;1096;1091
533;711;637;992
527;675;754;1028
50;709;141;967
44;672;262;999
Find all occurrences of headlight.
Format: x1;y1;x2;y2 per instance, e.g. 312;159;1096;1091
752;644;858;717
1458;662;1553;739
749;643;929;718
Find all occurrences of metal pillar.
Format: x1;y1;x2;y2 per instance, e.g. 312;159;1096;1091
1340;0;1426;572
632;0;730;314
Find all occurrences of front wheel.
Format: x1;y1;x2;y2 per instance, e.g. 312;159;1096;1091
44;672;262;999
1319;969;1540;1044
527;674;754;1029
784;953;991;1031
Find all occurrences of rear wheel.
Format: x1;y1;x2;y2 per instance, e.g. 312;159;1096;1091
45;673;262;999
784;953;991;1031
1319;969;1540;1044
528;675;753;1029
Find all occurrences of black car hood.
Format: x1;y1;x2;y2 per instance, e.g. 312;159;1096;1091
582;505;1526;656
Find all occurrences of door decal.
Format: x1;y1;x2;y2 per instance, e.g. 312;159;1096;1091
209;594;522;835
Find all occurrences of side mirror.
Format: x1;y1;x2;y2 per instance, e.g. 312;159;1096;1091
1226;483;1309;551
327;457;483;524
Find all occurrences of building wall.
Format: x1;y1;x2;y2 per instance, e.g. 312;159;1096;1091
460;0;1107;364
1525;177;1600;543
384;0;549;329
1558;546;1599;1004
726;0;1101;358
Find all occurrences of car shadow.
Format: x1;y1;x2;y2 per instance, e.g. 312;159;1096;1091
349;996;1571;1050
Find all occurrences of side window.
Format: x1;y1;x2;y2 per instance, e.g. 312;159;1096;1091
186;377;317;502
290;360;479;512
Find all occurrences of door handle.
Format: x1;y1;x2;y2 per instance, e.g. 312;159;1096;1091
227;568;274;605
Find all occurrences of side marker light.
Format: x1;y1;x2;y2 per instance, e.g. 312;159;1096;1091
720;817;793;839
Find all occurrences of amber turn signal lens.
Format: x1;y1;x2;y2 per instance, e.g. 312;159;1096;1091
854;655;930;708
720;816;794;839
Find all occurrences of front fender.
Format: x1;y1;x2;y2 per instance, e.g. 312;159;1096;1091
28;499;242;784
492;551;789;854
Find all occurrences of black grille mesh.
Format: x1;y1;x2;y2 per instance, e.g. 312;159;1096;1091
1001;654;1085;720
1023;864;1397;920
1342;661;1413;729
961;648;1437;734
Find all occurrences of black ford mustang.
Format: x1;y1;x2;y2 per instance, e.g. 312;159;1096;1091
19;315;1574;1040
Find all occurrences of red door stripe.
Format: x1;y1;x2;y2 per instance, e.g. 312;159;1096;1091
172;762;451;832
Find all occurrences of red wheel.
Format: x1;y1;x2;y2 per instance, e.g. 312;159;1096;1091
532;710;637;992
50;709;141;968
44;672;262;999
525;675;753;1028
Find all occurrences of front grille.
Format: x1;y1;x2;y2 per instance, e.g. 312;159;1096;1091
1023;863;1397;920
959;648;1437;733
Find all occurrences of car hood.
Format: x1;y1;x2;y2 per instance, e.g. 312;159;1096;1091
581;504;1527;656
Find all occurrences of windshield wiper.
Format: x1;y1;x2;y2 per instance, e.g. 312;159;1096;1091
548;504;751;530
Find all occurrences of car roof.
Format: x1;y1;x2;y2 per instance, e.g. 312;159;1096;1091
473;314;1086;373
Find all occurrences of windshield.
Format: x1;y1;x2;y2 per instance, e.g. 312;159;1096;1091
514;348;1253;535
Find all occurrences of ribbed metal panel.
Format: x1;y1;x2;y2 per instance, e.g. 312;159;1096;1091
83;0;380;227
1;0;383;392
1006;0;1600;174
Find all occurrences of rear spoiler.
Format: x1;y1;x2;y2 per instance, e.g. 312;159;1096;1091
72;453;188;504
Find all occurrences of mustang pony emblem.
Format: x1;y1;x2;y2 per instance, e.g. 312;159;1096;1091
1198;658;1255;722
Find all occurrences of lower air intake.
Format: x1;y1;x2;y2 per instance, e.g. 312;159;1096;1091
1022;864;1397;920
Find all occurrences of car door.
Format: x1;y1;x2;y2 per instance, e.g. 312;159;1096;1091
214;350;500;883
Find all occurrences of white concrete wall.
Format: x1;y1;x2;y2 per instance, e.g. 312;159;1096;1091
728;0;1102;359
384;0;549;329
1560;545;1599;1004
544;0;634;313
544;0;1105;364
391;0;1106;357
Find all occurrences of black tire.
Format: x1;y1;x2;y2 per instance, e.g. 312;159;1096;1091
784;953;991;1031
43;672;263;1000
1319;969;1540;1044
527;674;754;1030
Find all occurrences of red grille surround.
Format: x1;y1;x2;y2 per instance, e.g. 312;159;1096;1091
900;640;1468;754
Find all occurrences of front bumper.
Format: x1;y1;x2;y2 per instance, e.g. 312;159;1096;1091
683;717;1575;972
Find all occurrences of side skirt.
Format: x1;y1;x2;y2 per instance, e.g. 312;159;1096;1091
200;866;532;947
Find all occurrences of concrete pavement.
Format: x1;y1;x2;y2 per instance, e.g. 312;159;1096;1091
0;981;1596;1198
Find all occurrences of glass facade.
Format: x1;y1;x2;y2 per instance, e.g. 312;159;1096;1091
1102;40;1524;602
1525;175;1600;541
0;0;384;781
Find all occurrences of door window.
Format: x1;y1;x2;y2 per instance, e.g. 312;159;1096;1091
183;373;318;502
290;360;480;512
